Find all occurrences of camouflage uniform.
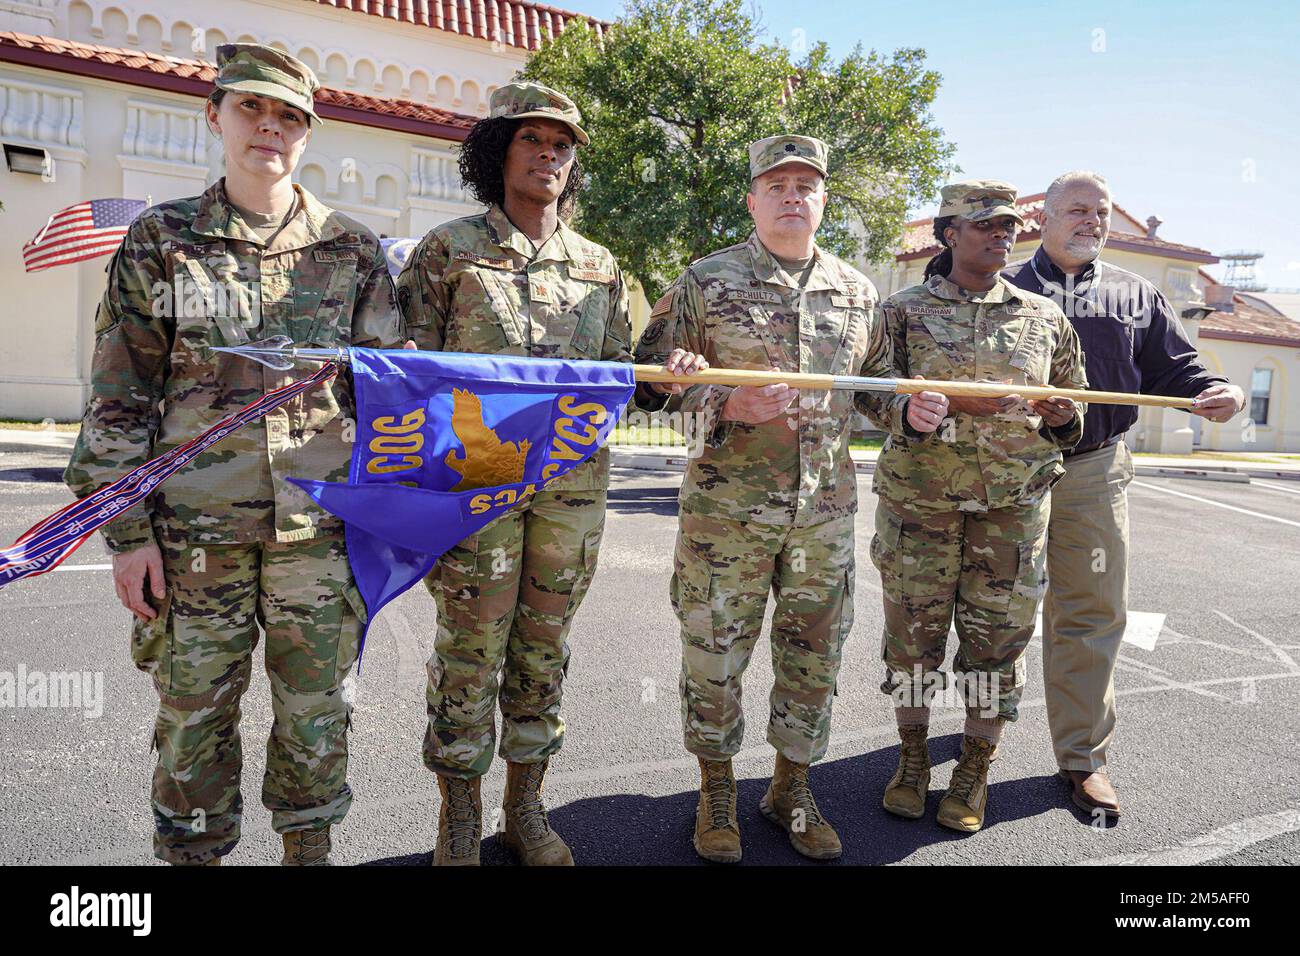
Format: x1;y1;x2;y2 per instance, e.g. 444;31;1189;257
397;203;631;778
862;249;1087;721
64;48;402;864
636;154;896;762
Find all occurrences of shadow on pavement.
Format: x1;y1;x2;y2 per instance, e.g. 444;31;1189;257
363;733;1071;866
605;486;680;517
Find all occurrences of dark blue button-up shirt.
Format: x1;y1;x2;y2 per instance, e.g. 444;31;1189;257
1003;246;1225;449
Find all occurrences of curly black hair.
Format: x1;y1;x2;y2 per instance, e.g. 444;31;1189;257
923;215;956;279
457;116;583;220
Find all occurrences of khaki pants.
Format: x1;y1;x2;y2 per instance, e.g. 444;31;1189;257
1042;441;1135;772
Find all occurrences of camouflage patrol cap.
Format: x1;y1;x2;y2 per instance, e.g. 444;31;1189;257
749;134;828;179
214;43;322;124
489;81;589;145
937;179;1026;225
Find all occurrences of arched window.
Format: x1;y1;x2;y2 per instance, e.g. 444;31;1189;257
1250;367;1273;425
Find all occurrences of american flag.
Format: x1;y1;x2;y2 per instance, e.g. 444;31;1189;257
22;198;147;273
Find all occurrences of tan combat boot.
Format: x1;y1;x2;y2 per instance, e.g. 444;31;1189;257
936;735;996;833
433;773;482;866
501;760;574;866
694;758;742;863
882;724;931;819
760;753;842;860
281;826;332;866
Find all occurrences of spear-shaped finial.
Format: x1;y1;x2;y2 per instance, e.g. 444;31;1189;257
211;335;349;370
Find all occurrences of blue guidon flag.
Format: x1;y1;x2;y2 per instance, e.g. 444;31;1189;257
1;350;633;657
292;349;635;646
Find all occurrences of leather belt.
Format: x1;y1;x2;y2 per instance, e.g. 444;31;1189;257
1063;435;1120;459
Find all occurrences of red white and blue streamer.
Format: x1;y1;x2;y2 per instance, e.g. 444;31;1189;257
0;362;339;588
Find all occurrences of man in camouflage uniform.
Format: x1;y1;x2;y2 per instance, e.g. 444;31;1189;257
64;45;403;865
864;180;1087;833
396;82;637;866
635;135;948;862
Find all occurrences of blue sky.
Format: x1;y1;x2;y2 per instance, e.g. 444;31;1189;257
571;0;1300;288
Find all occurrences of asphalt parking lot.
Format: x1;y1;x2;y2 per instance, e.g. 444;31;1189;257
2;436;1298;866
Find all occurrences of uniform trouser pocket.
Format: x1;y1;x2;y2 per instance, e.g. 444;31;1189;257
146;526;260;862
498;490;607;763
260;536;360;831
262;535;361;693
673;512;779;760
953;498;1050;719
131;588;174;684
769;514;855;764
423;509;525;778
872;503;962;704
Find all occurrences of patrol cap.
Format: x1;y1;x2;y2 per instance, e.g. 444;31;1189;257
749;135;828;179
937;179;1025;225
214;43;322;124
488;81;589;145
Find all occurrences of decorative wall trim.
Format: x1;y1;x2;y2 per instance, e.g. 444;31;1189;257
120;96;206;165
0;73;84;149
410;144;475;204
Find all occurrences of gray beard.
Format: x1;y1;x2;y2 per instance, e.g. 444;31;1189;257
1064;236;1103;260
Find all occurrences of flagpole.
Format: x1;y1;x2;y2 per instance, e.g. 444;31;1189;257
210;342;1197;410
31;213;56;248
631;365;1197;409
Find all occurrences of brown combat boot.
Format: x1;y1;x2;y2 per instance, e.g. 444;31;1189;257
882;724;931;819
760;752;842;860
281;826;332;866
433;773;482;866
694;758;742;863
501;760;573;866
937;735;996;833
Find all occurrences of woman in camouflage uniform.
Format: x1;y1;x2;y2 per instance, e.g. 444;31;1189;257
396;81;701;866
865;180;1087;833
64;44;403;865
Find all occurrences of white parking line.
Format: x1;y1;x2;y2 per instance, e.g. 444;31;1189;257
1083;807;1300;866
1131;480;1300;529
1211;609;1299;671
1253;479;1300;497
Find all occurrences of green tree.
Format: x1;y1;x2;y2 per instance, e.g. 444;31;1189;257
521;0;954;301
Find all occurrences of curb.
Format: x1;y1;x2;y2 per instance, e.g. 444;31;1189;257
1134;466;1251;484
0;429;77;450
612;449;1291;486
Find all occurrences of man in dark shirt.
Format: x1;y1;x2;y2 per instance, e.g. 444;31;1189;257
1004;170;1244;821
